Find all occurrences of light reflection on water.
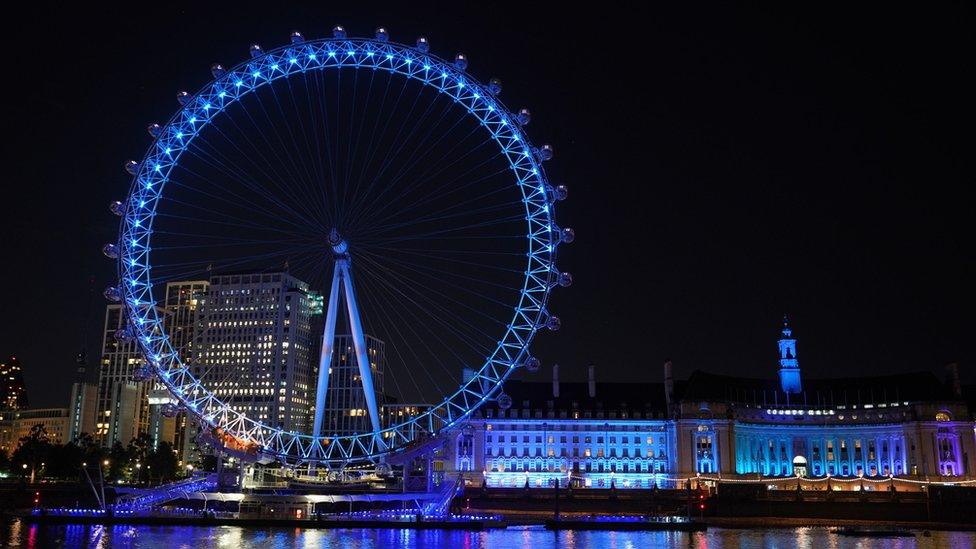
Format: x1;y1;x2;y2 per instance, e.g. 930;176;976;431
2;519;974;548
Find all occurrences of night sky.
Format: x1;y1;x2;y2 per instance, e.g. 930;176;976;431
5;4;972;408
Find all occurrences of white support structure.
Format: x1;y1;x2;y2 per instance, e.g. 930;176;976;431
312;231;384;447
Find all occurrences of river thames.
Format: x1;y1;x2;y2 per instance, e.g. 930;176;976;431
2;520;975;548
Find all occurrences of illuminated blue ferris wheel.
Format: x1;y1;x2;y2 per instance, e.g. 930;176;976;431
104;26;572;465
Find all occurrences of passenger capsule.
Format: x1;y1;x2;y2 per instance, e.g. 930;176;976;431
211;63;226;78
375;27;389;42
249;44;263;58
132;365;151;382
103;286;121;302
102;243;119;259
415;36;430;52
114;327;134;343
333;25;347;39
553;184;569;201
176;91;190;106
110;201;125;216
497;393;512;410
546;315;562;331
557;272;573;287
147;123;162;138
161;403;179;418
454;53;468;70
538;144;554;161
488;77;502;95
560;227;575;244
290;31;305;44
517;108;531;125
124;160;140;175
524;356;542;373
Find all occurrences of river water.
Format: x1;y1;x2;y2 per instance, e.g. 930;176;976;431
2;519;974;548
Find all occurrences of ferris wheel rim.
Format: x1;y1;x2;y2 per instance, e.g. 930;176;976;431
115;34;563;464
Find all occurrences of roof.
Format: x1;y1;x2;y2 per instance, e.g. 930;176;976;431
678;369;957;406
487;380;670;416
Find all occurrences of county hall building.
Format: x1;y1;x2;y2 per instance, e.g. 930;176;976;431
445;319;975;491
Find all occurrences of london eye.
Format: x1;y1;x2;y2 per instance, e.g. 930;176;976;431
104;27;572;466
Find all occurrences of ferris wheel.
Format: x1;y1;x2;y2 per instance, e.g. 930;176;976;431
104;27;572;465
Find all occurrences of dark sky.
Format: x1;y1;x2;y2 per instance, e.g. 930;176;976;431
5;3;973;408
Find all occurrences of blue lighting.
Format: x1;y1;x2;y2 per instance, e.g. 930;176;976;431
115;34;562;466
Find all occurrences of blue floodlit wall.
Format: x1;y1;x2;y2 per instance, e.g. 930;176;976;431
476;419;673;489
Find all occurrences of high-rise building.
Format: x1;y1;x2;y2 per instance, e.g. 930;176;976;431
157;280;208;463
320;334;386;436
66;381;98;443
104;382;142;447
0;356;29;411
95;304;152;447
196;272;314;432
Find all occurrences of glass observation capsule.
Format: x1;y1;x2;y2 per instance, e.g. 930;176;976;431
524;356;542;373
557;272;573;287
132;365;151;382
538;144;554;161
416;36;430;52
517;108;531;125
103;286;121;302
102;243;119;259
147;123;162;137
553;184;568;201
332;25;347;39
110;201;125;216
561;227;575;244
488;78;503;95
114;327;134;343
249;44;263;58
454;53;468;70
290;31;305;44
176;91;190;105
124;160;140;175
375;27;389;42
211;63;226;78
497;393;512;410
546;315;562;331
161;403;180;418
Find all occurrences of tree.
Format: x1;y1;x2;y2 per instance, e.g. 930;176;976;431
106;441;128;481
11;424;52;483
45;441;83;480
0;449;11;475
146;442;179;483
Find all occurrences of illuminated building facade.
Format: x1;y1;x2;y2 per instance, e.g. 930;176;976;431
319;334;386;435
450;365;676;489
159;280;208;464
446;323;976;490
96;304;151;447
196;272;314;432
0;408;70;454
66;381;98;443
0;356;29;410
